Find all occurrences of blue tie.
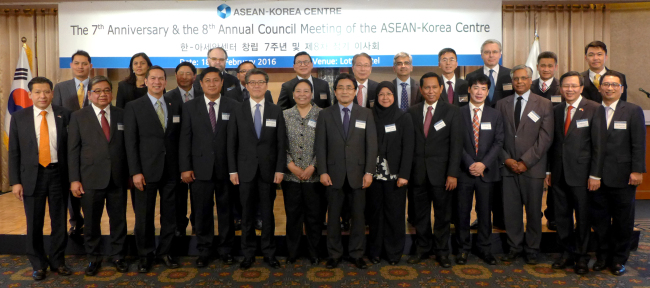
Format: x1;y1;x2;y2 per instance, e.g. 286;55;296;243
254;103;262;139
342;107;350;139
488;69;495;102
400;83;409;111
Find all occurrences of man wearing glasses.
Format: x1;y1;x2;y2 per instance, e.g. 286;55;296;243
466;39;514;108
392;52;423;111
347;52;378;108
226;61;273;103
438;48;469;107
194;47;241;96
277;51;333;110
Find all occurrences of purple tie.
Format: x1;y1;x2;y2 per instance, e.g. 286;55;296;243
447;81;454;104
400;82;409;111
342;107;350;139
208;101;217;133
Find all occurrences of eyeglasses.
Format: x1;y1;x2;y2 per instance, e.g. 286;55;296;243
512;76;530;82
336;86;356;91
209;57;226;62
378;92;394;97
247;81;267;86
92;89;112;94
601;82;622;89
561;85;581;89
295;60;311;66
440;58;456;63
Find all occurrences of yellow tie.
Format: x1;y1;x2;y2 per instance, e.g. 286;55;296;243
38;111;51;167
594;74;601;90
77;83;85;108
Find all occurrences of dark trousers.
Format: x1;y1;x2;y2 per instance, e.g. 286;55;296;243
134;169;178;257
553;174;590;261
454;178;493;255
326;177;366;259
239;170;276;258
24;164;68;271
502;175;544;254
228;181;242;221
68;193;84;231
411;179;451;256
544;185;556;222
174;182;195;234
590;184;637;265
80;180;127;262
281;181;324;259
367;180;406;262
491;180;505;227
193;177;234;257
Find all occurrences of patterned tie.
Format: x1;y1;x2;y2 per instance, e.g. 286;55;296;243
594;74;601;89
342;107;350;139
100;110;110;141
38;111;51;167
184;91;190;103
423;106;433;138
77;83;85;108
514;96;522;130
400;83;409;111
542;82;548;93
156;100;166;131
564;105;574;135
208;101;217;133
254;103;262;139
473;108;480;154
488;69;495;102
356;84;365;107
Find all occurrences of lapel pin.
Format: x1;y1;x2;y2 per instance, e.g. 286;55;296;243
579;108;584;111
57;115;62;118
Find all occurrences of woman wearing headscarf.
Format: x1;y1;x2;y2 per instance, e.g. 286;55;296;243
366;81;415;265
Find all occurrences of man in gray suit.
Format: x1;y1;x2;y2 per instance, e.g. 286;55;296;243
497;65;554;265
316;73;377;270
52;49;93;237
392;52;422;111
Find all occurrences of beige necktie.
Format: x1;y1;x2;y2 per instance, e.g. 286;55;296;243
594;74;601;90
77;83;85;108
156;100;166;131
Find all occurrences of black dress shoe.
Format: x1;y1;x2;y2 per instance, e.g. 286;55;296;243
32;269;46;281
351;258;368;269
369;257;381;264
456;253;468;265
160;255;179;268
85;261;102;276
326;258;341;269
52;265;72;276
525;253;539;265
264;257;281;269
469;220;479;229
546;221;557;231
240;257;254;270
574;260;589;275
309;257;319;265
196;256;209;268
234;219;242;231
482;254;497;265
138;257;152;273
500;250;520;262
113;259;128;273
552;257;575;269
437;255;452;268
221;254;234;265
592;258;607;271
255;219;263;230
611;264;626;276
407;254;426;264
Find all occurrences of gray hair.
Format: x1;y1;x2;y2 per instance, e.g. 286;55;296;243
393;52;412;66
89;75;112;91
480;39;502;53
510;64;533;79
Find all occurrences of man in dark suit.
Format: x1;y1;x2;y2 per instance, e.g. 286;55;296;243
406;72;462;268
9;77;73;280
497;65;554;265
225;61;273;104
348;52;379;108
124;66;183;273
547;71;606;275
454;73;504;266
228;68;286;270
277;51;332;110
581;41;628;102
465;39;514;108
52;49;92;237
315;73;378;269
194;47;241;96
438;48;469;107
68;76;128;275
392;52;423;111
590;71;646;276
164;62;200;237
180;67;239;268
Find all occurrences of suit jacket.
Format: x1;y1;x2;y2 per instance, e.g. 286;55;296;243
601;101;646;188
549;97;606;186
68;105;127;189
315;104;378;189
227;99;287;183
8;105;71;196
180;96;241;181
531;78;562;105
439;77;470;107
278;76;332;110
407;101;462;186
391;78;423;107
52;79;89;111
496;92;554;178
375;113;415;179
337;79;378;108
466;66;514;107
124;94;183;182
164;87;204;104
193;71;240;98
581;68;628;103
223;86;273;103
459;105;504;183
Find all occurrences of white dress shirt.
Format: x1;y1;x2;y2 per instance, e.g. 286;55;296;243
602;98;619;129
469;102;484;123
91;103;111;125
250;96;265;120
356;79;369;107
423;100;438;123
540;77;554;92
443;74;456;93
514;90;531;119
179;86;195;103
588;68;606;84
395;77;411;107
483;65;500;78
205;95;221;115
33;105;58;163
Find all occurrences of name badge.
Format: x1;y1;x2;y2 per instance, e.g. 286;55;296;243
320;92;328;100
458;95;469;102
576;119;589;128
308;119;317;128
266;119;276;127
614;121;627;130
173;115;180;123
222;113;230;120
528;111;540;123
368;100;375;108
551;95;562;103
434;120;446;131
385;124;397;133
118;123;124;131
355;120;366;129
481;122;492;130
503;83;513;90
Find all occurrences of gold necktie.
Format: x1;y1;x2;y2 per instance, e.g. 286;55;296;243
38;111;51;167
594;74;601;90
156;100;166;131
77;83;85;108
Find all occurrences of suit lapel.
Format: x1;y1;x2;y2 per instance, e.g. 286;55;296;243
24;107;37;148
196;97;213;134
242;99;259;139
85;106;106;141
462;106;476;153
504;96;516;132
566;100;586;136
164;95;175;136
413;103;425;138
426;101;445;143
517;94;537;132
330;106;347;140
607;101;625;134
347;105;360;141
108;106;117;142
53;106;65;150
409;78;419;105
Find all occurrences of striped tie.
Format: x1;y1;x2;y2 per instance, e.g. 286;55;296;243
156;100;165;131
473;108;480;154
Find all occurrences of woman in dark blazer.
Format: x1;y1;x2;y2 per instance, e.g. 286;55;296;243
115;52;152;108
366;81;415;265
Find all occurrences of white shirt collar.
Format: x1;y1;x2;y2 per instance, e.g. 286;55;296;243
541;77;554;88
515;89;531;101
357;79;368;87
396;77;411;87
204;94;221;107
589;68;607;80
297;75;313;83
249;97;265;108
424;100;438;111
178;86;194;98
484;65;500;77
91;103;110;117
443;74;456;84
469;101;484;112
567;95;583;110
33;104;54;117
603;98;620;111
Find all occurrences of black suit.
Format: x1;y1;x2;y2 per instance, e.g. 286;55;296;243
9;105;71;271
591;101;646;265
194;71;240;98
407;101;462;257
124;94;182;258
581;68;628;103
439;77;470;107
466;66;514;107
180;96;240;257
549;97;606;261
278;76;333;110
454;104;504;255
227;99;286;258
68;105;128;262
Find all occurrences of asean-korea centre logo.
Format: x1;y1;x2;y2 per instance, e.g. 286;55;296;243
217;4;232;19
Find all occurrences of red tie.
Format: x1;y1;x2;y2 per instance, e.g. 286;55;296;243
473;108;480;154
542;82;548;93
447;81;454;104
424;106;433;138
100;110;110;141
564;105;573;135
356;84;365;106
